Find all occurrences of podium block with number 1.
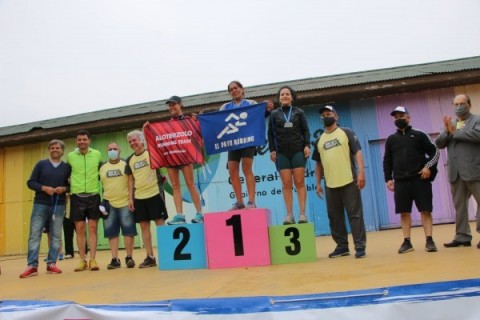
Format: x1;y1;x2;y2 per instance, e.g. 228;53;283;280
204;209;271;269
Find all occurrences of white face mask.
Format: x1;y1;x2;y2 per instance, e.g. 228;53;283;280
108;150;119;160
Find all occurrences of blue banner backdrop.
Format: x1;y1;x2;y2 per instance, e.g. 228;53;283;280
198;103;267;155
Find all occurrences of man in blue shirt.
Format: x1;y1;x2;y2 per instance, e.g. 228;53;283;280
20;139;71;278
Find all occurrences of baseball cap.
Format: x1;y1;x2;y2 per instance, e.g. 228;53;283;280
318;105;336;114
390;106;409;116
165;96;182;104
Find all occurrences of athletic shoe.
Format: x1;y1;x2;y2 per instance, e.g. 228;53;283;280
126;256;135;268
107;258;121;270
230;202;245;210
191;213;204;223
19;266;38;278
139;256;157;268
398;240;414;254
245;201;257;209
89;259;100;271
298;214;308;223
167;214;187;225
58;253;64;260
328;247;350;258
64;254;74;259
47;263;62;274
355;249;366;259
74;260;88;272
425;239;438;252
283;215;295;225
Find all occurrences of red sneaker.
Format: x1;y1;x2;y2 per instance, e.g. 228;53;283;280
47;263;62;274
19;266;38;278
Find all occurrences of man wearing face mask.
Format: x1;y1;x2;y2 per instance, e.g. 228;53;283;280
436;94;480;249
312;105;367;259
99;142;137;269
383;106;440;254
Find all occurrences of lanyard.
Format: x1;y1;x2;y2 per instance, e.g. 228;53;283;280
51;194;59;221
233;99;246;108
282;106;293;123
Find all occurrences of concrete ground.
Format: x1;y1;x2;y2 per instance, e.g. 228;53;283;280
0;222;478;305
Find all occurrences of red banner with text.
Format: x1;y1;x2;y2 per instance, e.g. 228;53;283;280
144;118;204;168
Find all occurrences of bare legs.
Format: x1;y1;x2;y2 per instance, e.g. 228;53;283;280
279;167;306;219
228;157;255;206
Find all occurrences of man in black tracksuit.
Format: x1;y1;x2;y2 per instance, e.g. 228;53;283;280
383;106;440;254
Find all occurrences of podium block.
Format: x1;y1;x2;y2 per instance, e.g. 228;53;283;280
268;223;317;265
157;224;207;270
204;208;271;269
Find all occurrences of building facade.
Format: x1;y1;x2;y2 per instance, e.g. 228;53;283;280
1;57;479;255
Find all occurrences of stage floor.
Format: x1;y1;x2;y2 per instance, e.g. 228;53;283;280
0;222;478;305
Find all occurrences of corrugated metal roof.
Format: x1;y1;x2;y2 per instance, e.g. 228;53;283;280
1;56;479;138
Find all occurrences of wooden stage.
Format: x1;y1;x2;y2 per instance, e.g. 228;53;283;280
0;222;478;305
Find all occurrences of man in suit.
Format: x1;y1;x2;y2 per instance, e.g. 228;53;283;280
436;94;480;248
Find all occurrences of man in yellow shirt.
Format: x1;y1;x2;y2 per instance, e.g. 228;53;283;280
99;142;137;269
125;130;168;268
312;106;367;259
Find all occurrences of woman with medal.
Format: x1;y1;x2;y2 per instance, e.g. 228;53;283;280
268;86;311;225
219;81;269;210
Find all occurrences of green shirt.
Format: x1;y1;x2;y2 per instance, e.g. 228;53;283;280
67;148;102;194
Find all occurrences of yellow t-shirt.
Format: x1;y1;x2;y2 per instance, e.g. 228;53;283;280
99;160;129;208
316;127;360;188
125;150;160;200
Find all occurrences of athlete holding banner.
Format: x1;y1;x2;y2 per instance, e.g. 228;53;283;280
268;86;311;225
219;81;273;210
159;96;204;225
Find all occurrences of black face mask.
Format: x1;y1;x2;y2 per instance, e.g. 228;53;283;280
323;117;336;127
394;118;408;130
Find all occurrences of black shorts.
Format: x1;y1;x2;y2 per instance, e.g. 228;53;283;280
394;177;433;214
277;152;306;170
70;194;101;222
134;193;168;223
227;146;256;162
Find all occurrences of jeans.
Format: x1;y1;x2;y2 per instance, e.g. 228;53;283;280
27;203;65;266
103;205;137;238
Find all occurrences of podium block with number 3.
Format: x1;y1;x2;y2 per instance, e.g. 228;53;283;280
157;224;207;270
204;209;271;269
268;223;317;265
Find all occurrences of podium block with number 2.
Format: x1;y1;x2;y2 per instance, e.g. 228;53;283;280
204;209;271;269
157;224;207;270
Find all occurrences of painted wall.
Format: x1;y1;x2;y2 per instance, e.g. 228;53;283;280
1;84;479;255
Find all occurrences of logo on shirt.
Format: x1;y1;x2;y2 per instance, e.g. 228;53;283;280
323;138;342;150
106;169;122;178
133;160;149;170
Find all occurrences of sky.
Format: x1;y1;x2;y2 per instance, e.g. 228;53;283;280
1;0;480;128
